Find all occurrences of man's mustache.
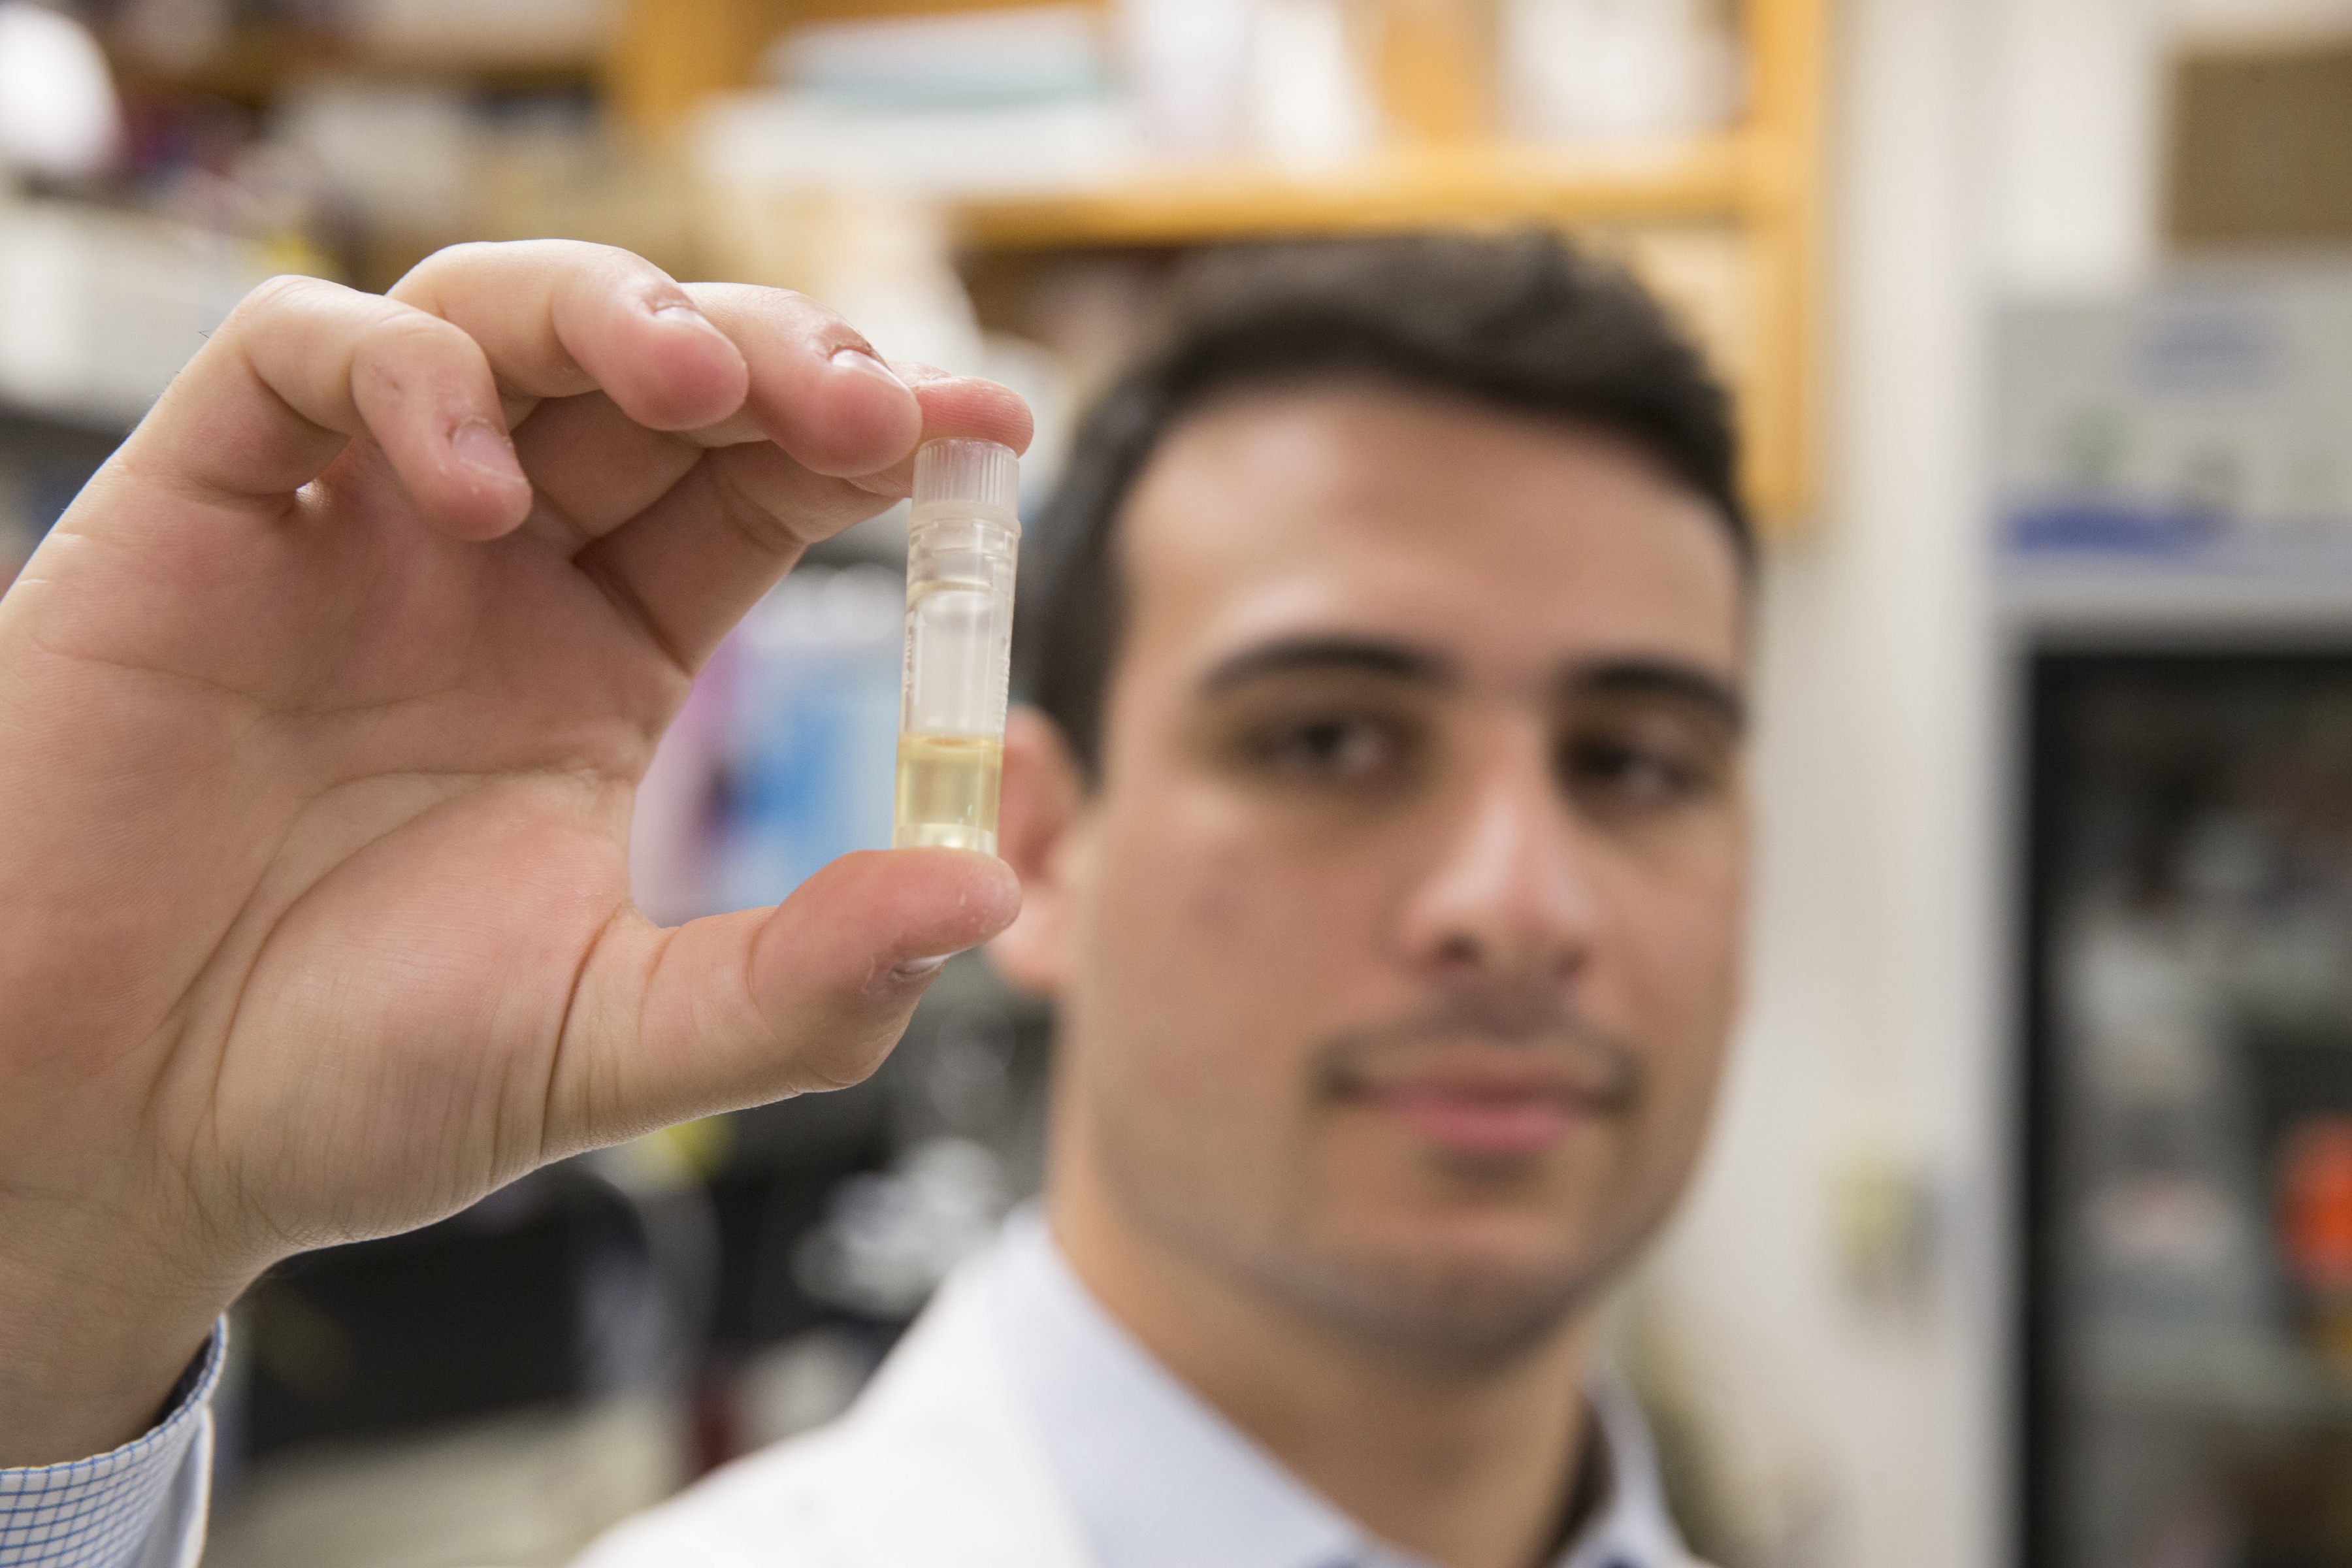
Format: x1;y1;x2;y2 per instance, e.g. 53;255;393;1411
1307;995;1645;1114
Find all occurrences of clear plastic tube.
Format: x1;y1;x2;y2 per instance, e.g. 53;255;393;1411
894;437;1021;855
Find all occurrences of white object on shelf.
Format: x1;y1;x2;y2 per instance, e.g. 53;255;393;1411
1499;0;1740;144
1241;0;1382;169
1113;0;1256;157
1117;0;1382;167
695;90;1140;203
0;3;120;182
274;83;478;235
0;200;276;428
765;4;1109;106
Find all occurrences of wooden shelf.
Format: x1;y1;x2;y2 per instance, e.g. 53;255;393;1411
934;83;1820;533
930;0;1820;532
107;24;602;107
955;135;1756;250
127;0;1828;532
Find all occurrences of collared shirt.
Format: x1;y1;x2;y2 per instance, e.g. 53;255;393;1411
0;1326;220;1568
985;1209;1690;1568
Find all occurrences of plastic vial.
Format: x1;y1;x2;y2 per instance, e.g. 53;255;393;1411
894;437;1021;855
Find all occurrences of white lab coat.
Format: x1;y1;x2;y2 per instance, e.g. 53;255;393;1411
572;1266;1095;1568
572;1253;1705;1568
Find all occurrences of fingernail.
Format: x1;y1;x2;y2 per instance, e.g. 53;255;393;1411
654;301;719;332
451;419;524;484
889;955;952;984
830;347;906;387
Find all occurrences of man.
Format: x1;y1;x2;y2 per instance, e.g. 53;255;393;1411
0;231;1748;1568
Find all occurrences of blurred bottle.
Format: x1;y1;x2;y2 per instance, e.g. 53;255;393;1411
1240;0;1382;168
712;566;904;913
2063;892;2278;1345
792;1137;1010;1320
1498;0;1740;144
0;2;122;184
1113;0;1256;157
1115;0;1382;166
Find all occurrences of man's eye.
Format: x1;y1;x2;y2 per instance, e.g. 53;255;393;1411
1558;731;1717;814
1249;715;1409;785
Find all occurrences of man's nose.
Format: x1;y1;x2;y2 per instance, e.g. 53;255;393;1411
1393;728;1601;988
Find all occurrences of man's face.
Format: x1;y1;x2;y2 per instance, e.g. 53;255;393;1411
1002;384;1748;1366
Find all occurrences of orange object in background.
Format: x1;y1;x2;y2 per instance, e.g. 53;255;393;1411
2279;1115;2352;1377
2280;1115;2352;1294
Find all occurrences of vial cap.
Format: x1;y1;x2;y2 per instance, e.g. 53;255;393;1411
913;436;1019;520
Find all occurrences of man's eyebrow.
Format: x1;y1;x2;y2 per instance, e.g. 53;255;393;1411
1199;636;1457;694
1561;659;1747;734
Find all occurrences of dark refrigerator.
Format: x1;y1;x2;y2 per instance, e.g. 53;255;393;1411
2023;646;2352;1568
2000;270;2352;1568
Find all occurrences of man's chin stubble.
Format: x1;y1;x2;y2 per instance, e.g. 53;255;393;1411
1110;1146;1637;1377
1249;1241;1611;1375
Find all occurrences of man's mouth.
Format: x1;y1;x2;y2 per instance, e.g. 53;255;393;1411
1341;1053;1627;1159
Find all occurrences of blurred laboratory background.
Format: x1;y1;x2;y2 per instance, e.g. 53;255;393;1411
7;0;2352;1565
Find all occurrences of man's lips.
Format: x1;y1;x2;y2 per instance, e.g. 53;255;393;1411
1339;1054;1625;1159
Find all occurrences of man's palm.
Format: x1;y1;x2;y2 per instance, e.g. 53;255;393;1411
0;243;1025;1462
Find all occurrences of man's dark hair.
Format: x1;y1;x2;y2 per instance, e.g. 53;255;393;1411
1018;229;1748;779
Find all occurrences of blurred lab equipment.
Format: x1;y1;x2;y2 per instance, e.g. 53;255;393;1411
1238;0;1382;167
1499;0;1741;144
2004;272;2352;1568
209;1158;707;1568
696;5;1134;206
2021;652;2352;1568
1999;274;2352;565
0;3;276;431
0;2;121;181
711;564;904;913
1111;0;1380;163
1112;0;1254;155
0;200;274;427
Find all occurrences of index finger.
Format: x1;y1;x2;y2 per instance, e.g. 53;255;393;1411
108;242;764;538
389;240;752;434
117;274;531;538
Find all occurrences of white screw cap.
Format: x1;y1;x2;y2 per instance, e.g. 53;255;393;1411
913;437;1020;520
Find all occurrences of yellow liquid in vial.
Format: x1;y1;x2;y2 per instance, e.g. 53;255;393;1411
893;733;1004;854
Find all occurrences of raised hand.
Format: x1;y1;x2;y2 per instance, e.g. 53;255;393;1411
0;240;1030;1464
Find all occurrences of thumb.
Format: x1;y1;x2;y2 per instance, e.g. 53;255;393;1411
546;849;1021;1152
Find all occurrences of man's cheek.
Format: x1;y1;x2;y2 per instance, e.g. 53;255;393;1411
1119;800;1309;967
1621;858;1742;1026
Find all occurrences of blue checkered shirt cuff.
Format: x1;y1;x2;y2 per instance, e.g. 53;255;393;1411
0;1322;224;1568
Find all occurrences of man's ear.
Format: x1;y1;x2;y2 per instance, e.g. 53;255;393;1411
986;704;1088;998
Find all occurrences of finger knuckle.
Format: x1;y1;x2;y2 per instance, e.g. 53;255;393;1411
361;305;466;357
346;306;484;408
406;238;504;279
233;271;338;323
